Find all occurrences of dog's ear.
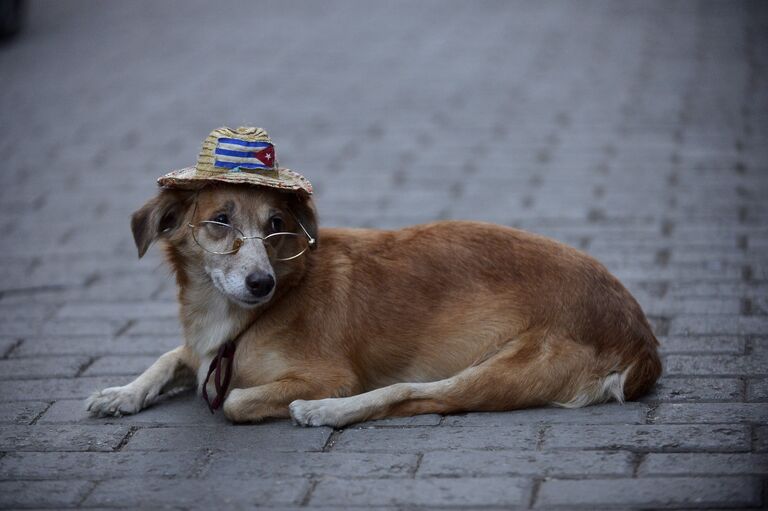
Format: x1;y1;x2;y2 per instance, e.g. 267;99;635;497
131;189;193;258
289;194;319;249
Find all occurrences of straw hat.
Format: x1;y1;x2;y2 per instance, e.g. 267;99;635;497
157;126;313;195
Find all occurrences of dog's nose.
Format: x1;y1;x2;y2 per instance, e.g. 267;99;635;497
245;272;275;298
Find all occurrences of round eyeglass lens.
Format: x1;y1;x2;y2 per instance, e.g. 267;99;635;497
264;233;309;261
193;222;241;254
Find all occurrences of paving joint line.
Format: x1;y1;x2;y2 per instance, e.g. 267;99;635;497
321;429;343;452
75;356;98;377
527;477;542;509
298;479;319;507
29;401;54;425
1;338;23;358
114;319;136;338
76;480;99;508
114;426;139;451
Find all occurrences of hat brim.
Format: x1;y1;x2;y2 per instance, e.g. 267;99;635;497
157;166;313;196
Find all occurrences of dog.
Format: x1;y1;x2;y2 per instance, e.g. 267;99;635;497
86;183;662;426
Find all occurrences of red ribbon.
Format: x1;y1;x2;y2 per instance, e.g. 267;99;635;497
201;340;237;413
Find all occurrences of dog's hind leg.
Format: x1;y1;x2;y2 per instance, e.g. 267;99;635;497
290;331;627;427
86;345;199;417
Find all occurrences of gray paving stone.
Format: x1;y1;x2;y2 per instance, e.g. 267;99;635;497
2;376;133;401
755;426;768;453
0;480;94;509
747;379;768;401
665;353;768;376
354;414;442;427
333;425;539;452
0;401;50;425
0;425;130;452
55;301;178;320
85;477;309;508
11;334;180;357
639;453;768;476
0;355;89;380
0;450;204;480
657;336;746;354
204;452;419;479
535;476;760;508
0;337;18;357
652;403;768;424
442;403;646;427
311;477;531;508
122;318;183;337
542;424;750;452
670;315;768;336
640;377;744;402
124;423;332;452
418;450;633;477
40;394;217;425
82;354;158;376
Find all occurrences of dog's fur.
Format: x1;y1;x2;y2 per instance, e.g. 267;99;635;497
86;184;662;426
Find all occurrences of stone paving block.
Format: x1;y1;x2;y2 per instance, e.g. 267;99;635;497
639;453;768;476
2;376;133;401
39;317;126;337
85;477;309;508
754;424;768;453
333;425;539;452
124;423;332;452
55;301;178;320
640;377;744;402
0;401;50;425
0;337;17;357
310;477;531;508
0;355;89;380
353;414;442;427
535;476;761;508
747;379;768;401
542;424;750;452
670;315;768;336
41;394;221;425
123;317;183;337
0;480;94;509
418;450;633;477
204;451;419;479
82;354;158;376
657;336;745;354
0;424;130;451
441;403;646;427
0;450;205;480
665;353;768;376
652;403;768;424
11;334;180;357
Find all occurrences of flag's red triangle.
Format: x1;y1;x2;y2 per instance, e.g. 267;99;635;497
252;146;275;166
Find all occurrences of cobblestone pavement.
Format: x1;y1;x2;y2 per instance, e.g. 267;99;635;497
1;1;767;509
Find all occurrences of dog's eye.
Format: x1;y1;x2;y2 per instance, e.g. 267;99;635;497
269;216;284;233
212;214;229;225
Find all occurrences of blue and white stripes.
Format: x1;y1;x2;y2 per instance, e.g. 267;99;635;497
214;137;275;170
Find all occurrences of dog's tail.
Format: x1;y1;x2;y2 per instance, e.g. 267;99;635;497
554;342;662;408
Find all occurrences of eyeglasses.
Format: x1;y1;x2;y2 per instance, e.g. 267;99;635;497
187;205;315;261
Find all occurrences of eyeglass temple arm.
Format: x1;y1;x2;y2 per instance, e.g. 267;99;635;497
289;210;317;249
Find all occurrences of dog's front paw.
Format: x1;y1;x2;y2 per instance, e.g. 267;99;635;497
85;385;152;417
289;398;345;427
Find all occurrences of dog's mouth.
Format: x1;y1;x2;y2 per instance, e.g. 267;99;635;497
232;293;273;308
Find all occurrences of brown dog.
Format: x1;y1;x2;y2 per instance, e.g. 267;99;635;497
86;184;661;426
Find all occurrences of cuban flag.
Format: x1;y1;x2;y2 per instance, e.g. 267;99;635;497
214;137;276;171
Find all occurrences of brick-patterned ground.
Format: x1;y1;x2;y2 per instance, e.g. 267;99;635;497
1;1;767;509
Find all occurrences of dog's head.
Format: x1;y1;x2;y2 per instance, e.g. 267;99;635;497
131;184;318;309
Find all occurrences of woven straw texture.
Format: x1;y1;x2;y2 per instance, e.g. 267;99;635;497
157;126;313;195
